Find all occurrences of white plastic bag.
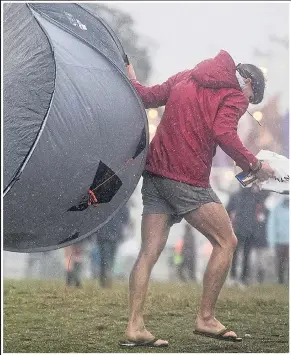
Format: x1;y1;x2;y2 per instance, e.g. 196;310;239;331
255;150;289;194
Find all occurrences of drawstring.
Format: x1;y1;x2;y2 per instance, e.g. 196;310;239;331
247;110;262;126
87;158;134;206
88;189;98;205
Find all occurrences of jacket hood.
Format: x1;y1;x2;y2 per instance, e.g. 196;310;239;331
191;50;241;90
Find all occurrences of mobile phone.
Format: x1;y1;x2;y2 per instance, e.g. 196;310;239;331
235;170;258;187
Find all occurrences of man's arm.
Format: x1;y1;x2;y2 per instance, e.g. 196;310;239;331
213;92;258;172
126;64;188;109
213;92;275;180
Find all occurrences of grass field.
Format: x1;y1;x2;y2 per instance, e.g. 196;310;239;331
3;280;289;353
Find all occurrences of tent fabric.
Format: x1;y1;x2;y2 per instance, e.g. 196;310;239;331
29;3;127;71
3;3;56;191
3;3;148;252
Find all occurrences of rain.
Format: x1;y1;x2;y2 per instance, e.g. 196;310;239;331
3;2;289;353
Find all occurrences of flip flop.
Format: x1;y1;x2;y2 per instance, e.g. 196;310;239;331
194;327;242;342
119;337;168;348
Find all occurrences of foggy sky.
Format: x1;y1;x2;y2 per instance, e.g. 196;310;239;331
109;2;289;112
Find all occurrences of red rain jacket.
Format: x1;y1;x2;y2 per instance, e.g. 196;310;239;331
131;50;259;188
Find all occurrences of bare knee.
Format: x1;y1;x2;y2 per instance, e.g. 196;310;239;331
214;233;237;252
138;213;170;266
184;203;238;253
139;244;164;265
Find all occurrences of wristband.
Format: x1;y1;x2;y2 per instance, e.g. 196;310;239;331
251;160;262;174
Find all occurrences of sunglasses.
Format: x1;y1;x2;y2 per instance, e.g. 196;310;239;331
236;64;258;104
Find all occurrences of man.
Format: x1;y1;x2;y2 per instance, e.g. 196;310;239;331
119;50;275;347
267;196;289;284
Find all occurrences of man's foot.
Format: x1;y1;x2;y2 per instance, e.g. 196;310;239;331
119;337;168;348
195;316;238;339
124;329;168;347
193;328;242;342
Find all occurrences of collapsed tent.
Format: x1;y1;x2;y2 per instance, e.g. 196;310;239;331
3;3;148;252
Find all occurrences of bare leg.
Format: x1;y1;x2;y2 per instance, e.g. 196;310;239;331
184;202;238;337
125;214;170;345
230;246;238;280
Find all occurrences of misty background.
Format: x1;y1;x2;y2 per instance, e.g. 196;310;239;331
110;2;289;112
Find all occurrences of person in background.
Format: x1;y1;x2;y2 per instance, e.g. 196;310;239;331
227;185;270;286
173;239;184;281
64;242;84;288
90;245;100;279
267;196;289;284
176;224;197;282
167;246;176;281
251;188;270;284
94;204;130;288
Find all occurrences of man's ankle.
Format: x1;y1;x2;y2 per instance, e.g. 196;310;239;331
197;312;214;323
127;319;145;332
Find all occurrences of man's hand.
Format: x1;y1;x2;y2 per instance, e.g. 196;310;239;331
126;64;137;80
255;161;275;181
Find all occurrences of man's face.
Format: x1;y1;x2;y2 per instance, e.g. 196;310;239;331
242;78;254;104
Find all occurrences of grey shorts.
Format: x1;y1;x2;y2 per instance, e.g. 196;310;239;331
141;171;221;225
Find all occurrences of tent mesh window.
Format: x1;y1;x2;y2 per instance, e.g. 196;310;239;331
68;161;122;212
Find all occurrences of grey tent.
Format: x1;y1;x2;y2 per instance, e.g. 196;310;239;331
3;3;148;252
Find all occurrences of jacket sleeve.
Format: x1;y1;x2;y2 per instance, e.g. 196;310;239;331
213;92;259;172
130;70;189;109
